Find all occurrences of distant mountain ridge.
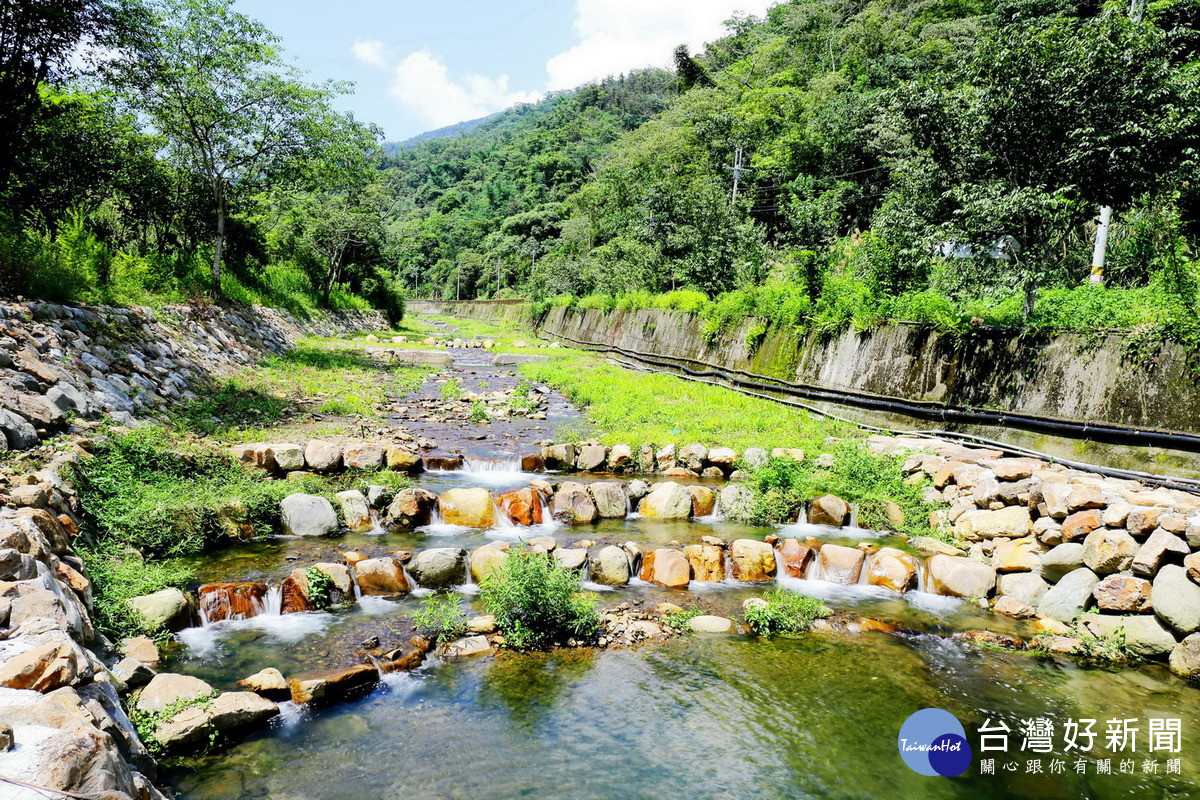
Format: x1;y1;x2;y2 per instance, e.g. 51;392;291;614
384;113;503;153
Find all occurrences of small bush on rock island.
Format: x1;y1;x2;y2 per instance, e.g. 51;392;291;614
412;594;469;645
743;589;829;637
481;548;600;649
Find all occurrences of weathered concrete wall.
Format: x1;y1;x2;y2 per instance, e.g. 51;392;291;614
0;301;389;452
410;299;1200;436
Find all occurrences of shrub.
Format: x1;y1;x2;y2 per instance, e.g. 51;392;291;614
440;378;463;400
743;588;829;636
480;547;599;649
304;566;336;610
743;455;809;525
412;593;469;645
469;399;488;423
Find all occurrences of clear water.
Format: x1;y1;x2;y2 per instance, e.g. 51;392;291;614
165;482;1200;800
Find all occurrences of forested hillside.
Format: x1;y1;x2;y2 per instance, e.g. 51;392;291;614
396;0;1200;336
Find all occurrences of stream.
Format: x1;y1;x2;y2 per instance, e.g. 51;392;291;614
163;342;1200;799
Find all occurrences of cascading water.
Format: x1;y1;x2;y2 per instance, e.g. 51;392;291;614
463;457;522;473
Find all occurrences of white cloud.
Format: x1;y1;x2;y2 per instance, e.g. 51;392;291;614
545;0;777;91
351;39;389;70
352;43;542;129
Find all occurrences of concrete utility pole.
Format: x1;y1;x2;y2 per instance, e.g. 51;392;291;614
725;146;752;203
1090;206;1112;285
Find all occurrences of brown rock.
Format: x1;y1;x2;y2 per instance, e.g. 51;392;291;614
992;538;1041;573
384;487;438;529
1127;507;1167;537
497;487;544;526
1131;529;1189;578
1093;575;1153;612
353;557;412;596
808;494;850;527
119;636;160;666
777;538;813;578
237;668;291;701
550;482;599;524
866;547;919;592
1061;509;1103;543
385;447;422;472
198;582;268;622
280;575;314;614
288;664;378;705
682;544;725;582
730;539;776;581
471;541;511;584
639;549;691;589
0;637;87;692
993;596;1036;619
689;485;716;517
1066;487;1106;513
342;443;385;470
520;453;545;472
818;544;866;585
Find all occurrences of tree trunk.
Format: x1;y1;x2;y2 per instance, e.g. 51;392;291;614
211;189;226;297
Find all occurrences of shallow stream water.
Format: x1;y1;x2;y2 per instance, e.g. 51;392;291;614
164;342;1200;799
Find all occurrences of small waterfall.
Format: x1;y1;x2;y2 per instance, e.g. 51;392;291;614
430;501;444;526
804;555;822;582
463;457;521;473
857;553;874;586
492;499;516;529
257;585;283;617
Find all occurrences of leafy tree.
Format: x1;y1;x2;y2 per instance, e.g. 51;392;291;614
116;0;378;293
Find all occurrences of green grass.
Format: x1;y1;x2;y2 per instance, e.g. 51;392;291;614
75;425;409;638
519;350;853;451
172;337;433;441
412;593;469;645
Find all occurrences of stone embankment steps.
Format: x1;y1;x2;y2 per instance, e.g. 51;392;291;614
215;432;1200;677
0;300;389;453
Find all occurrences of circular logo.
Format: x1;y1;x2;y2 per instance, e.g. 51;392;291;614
898;708;972;777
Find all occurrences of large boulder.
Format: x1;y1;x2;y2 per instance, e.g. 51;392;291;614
992;537;1041;573
0;635;90;692
591;545;631;586
730;539;776;582
550;482;599;524
303;440;343;473
1040;543;1085;582
638;482;693;519
678;444;708;472
707;447;739;471
136;673;214;713
777;538;813;579
1079;613;1177;660
639;549;690;589
470;541;511;584
1169;633;1200;679
497;487;544;526
683;544;725;582
1093;575;1152;613
1081;528;1138;574
954;507;1032;540
353;557;411;596
926;555;996;599
385;446;422;472
866;547;919;592
655;444;677;472
127;588;192;632
718;483;755;521
288;664;379;705
541;443;576;470
281;494;339;537
817;544;866;585
689;486;716;518
407;548;467;589
237;668;291;701
588;482;628;519
808;494;849;527
996;572;1049;606
1131;529;1189;578
438;487;496;528
342;443;385;470
384;488;438;529
198;582;268;622
1036;567;1099;622
267;443;305;472
575;444;607;472
335;490;374;533
1152;564;1200;634
689;615;734;633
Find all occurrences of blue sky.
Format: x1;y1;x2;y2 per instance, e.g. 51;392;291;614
237;0;777;141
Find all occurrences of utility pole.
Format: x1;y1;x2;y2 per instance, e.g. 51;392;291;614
725;146;752;203
530;243;538;275
1090;206;1112;285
